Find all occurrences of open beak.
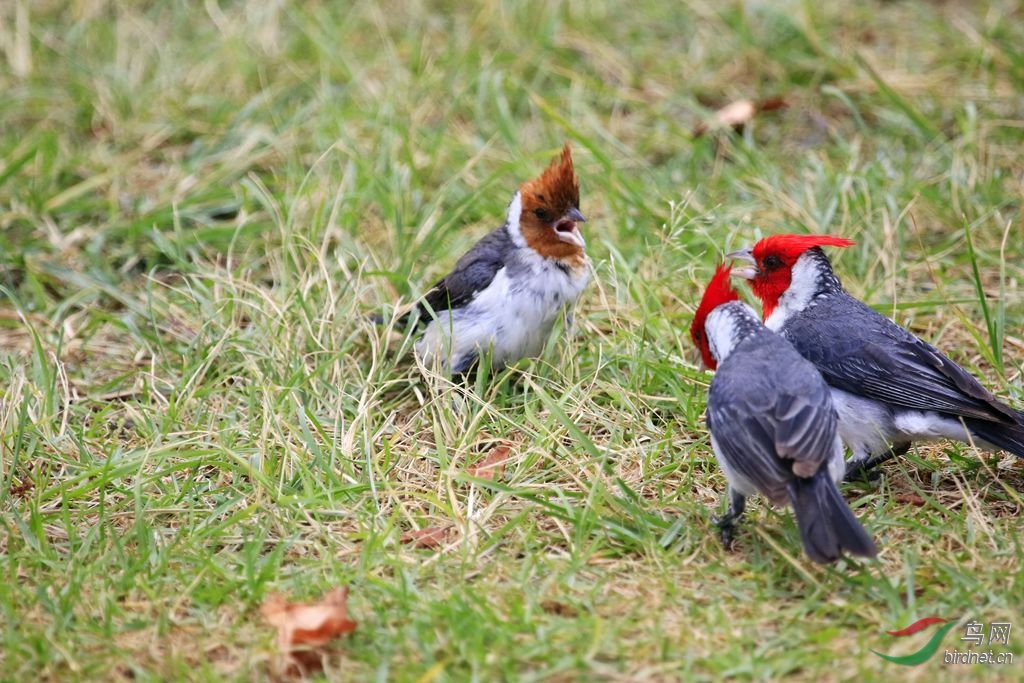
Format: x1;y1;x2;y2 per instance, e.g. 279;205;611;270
554;207;587;248
726;247;757;279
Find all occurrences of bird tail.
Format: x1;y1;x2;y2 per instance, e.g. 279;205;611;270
966;417;1024;459
787;472;877;564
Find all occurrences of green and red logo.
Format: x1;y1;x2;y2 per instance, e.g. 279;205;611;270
871;617;959;665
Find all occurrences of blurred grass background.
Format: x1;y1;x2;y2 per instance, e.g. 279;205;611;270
1;0;1022;680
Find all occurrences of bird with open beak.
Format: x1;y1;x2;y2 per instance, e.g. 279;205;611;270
401;143;589;375
729;234;1024;480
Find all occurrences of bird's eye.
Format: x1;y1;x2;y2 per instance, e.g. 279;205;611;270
764;255;783;269
533;208;551;221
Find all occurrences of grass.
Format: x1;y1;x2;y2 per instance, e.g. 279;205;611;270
1;0;1023;680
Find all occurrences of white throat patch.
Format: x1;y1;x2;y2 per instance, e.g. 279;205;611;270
706;301;759;363
765;254;819;331
505;191;525;247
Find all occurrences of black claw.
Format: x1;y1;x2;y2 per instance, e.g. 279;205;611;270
712;490;745;551
844;460;883;484
713;515;737;549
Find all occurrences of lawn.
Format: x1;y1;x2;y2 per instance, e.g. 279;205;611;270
1;0;1022;680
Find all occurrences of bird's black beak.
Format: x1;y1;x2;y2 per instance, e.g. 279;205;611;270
564;206;587;223
726;248;757;279
553;206;587;248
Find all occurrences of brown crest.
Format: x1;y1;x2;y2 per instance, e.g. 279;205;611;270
517;143;586;266
520;143;580;213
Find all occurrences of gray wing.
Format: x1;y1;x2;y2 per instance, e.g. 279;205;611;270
707;338;839;490
408;226;515;325
785;296;1023;425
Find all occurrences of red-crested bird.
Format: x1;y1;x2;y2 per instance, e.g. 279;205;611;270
690;264;876;563
729;234;1024;479
400;143;589;375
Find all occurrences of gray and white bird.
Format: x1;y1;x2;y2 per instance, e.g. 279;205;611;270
395;143;589;375
690;264;877;563
729;234;1024;478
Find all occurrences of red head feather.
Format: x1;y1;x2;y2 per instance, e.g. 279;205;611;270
751;234;855;262
690;263;741;370
748;234;855;318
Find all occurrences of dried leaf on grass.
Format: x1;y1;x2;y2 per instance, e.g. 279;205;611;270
693;96;788;137
466;443;512;480
540;600;578;617
261;587;357;675
400;526;453;548
895;493;927;507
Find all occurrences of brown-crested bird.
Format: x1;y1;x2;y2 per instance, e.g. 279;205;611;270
404;143;589;375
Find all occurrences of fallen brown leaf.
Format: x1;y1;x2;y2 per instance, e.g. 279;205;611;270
693;96;788;137
400;526;452;548
8;460;42;499
756;96;788;113
895;493;927;507
467;443;512;480
540;600;578;617
8;475;35;498
261;587;357;675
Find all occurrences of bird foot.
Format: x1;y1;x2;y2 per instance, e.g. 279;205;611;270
712;491;745;551
843;461;883;484
712;513;739;550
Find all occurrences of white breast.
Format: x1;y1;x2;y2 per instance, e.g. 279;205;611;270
765;256;819;332
416;253;589;373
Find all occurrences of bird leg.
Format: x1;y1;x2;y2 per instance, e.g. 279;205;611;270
712;489;746;550
843;442;911;483
450;351;481;377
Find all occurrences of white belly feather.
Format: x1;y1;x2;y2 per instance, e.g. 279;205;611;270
416;258;588;372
